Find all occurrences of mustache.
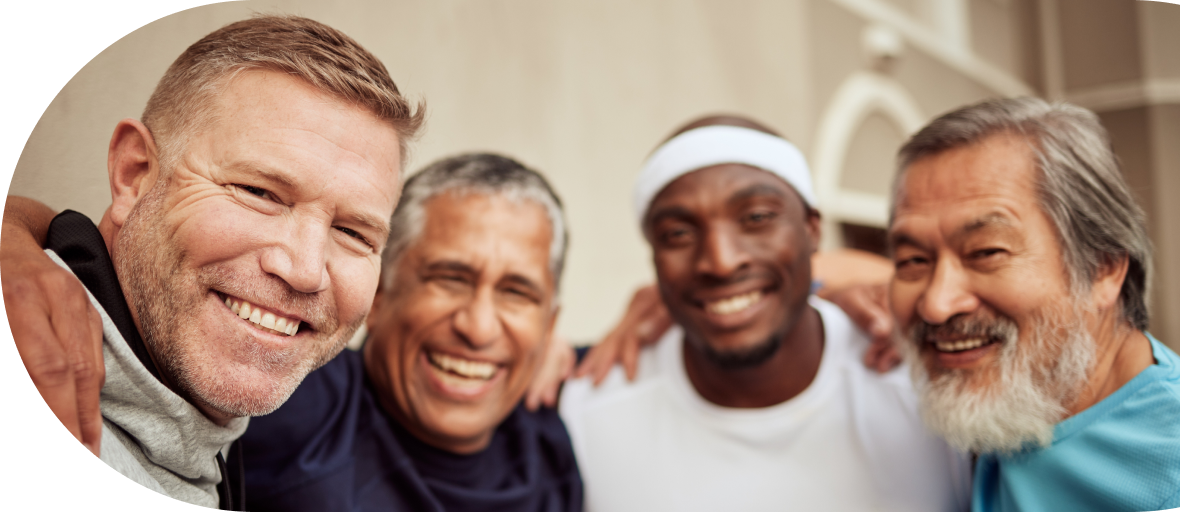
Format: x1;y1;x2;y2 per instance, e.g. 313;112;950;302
201;264;337;332
910;312;1019;345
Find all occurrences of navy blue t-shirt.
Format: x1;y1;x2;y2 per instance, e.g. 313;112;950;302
240;349;583;512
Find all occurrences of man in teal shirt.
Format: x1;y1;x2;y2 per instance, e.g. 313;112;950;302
887;97;1180;511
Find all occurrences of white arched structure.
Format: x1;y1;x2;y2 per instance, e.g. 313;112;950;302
810;72;925;250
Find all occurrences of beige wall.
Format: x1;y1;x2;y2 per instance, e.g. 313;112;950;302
10;0;1179;345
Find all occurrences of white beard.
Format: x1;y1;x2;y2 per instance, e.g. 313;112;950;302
901;303;1095;454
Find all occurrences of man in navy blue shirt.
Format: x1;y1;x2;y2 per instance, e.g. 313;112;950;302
239;153;582;512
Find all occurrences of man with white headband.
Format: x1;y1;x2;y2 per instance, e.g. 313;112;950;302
559;115;969;511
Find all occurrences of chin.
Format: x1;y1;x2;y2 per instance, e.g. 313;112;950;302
184;361;309;417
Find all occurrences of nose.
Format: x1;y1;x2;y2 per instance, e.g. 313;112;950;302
916;255;979;325
695;225;750;279
260;222;331;294
452;287;503;348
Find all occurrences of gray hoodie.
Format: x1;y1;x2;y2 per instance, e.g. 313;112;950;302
48;250;249;508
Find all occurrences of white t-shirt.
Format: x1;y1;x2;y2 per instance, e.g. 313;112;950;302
560;297;971;512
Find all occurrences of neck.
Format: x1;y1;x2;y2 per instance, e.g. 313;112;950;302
1066;313;1153;417
682;305;824;408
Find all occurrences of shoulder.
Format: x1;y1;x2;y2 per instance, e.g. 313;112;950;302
241;349;371;493
559;328;675;422
505;405;581;479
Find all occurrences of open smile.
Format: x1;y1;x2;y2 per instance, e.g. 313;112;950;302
422;350;505;397
929;336;1001;353
705;290;764;315
218;292;302;336
690;287;773;330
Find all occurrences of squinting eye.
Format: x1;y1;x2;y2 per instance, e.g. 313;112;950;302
335;226;373;248
237;184;270;198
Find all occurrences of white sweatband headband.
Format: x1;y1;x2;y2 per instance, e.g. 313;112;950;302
633;125;816;223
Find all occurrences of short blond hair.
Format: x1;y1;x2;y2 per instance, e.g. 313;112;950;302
142;15;424;171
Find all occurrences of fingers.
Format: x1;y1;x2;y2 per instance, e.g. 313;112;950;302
79;304;106;455
573;325;621;385
2;226;106;454
573;284;671;385
525;337;574;411
8;298;84;445
862;335;902;373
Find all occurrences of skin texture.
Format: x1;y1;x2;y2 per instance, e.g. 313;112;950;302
97;70;402;425
889;132;1152;417
364;193;558;454
645;163;824;408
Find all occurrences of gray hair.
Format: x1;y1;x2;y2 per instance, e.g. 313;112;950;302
894;97;1152;330
380;153;569;297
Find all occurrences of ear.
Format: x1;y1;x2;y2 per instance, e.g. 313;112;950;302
804;208;823;255
107;119;162;228
1090;253;1130;311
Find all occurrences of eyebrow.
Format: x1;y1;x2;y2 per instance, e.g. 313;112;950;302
226;161;391;240
645;183;791;227
646;205;696;226
728;183;790;205
887;232;924;255
424;260;546;295
959;212;1014;235
887;212;1016;255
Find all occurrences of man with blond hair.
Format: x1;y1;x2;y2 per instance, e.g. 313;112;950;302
3;15;421;508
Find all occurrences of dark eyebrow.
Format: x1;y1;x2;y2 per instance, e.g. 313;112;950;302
887;212;1016;255
423;260;547;296
728;183;790;205
424;260;476;275
502;273;546;297
646;205;696;226
887;231;925;256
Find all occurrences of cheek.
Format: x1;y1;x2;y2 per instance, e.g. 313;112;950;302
166;201;275;264
504;315;549;382
330;260;381;324
889;282;919;327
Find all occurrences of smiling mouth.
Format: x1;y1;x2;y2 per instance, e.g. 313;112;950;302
705;290;764;315
221;294;301;336
931;337;998;353
426;350;500;381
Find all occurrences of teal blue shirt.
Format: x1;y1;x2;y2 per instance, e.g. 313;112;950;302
973;334;1180;512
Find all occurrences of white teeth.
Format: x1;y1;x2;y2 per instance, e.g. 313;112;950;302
427;351;498;380
706;291;763;315
222;296;301;337
935;337;988;352
261;312;277;329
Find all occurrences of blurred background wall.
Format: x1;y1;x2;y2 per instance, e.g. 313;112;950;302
11;0;1180;348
